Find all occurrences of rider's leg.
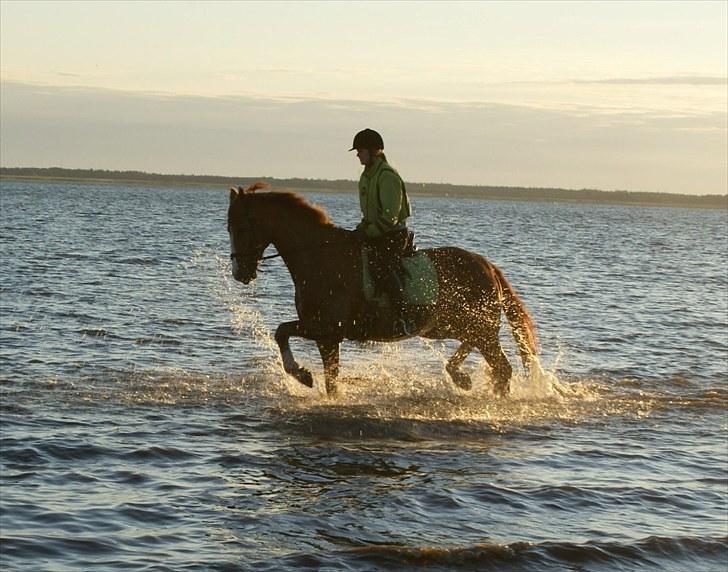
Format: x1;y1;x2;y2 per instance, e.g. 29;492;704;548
369;231;412;335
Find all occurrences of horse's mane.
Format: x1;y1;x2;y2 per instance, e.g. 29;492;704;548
254;191;333;227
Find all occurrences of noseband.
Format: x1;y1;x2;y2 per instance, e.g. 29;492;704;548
230;215;270;265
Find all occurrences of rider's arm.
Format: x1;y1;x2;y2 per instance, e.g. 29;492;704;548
367;171;403;237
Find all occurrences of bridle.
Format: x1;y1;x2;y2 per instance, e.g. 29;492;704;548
230;249;281;264
228;213;273;267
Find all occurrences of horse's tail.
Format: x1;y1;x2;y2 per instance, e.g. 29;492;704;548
492;264;538;370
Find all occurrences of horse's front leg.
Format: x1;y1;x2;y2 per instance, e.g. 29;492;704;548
316;340;340;396
274;321;314;388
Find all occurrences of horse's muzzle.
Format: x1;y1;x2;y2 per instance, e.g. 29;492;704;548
232;267;256;284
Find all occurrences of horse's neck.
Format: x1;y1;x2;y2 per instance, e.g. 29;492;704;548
271;215;350;280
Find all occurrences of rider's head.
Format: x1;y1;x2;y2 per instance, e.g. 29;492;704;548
349;128;385;166
350;128;384;152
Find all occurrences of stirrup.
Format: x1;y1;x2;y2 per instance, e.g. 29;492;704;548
396;317;413;337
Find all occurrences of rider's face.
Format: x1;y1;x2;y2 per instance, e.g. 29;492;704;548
356;148;370;166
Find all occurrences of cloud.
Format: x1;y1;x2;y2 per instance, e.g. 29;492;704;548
0;81;725;195
573;76;727;86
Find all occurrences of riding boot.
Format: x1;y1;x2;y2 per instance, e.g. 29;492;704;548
380;270;413;336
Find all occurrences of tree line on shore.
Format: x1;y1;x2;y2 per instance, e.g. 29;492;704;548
1;167;725;209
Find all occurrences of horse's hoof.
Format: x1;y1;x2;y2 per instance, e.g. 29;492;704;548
294;367;314;388
450;371;472;391
325;379;338;396
493;382;510;398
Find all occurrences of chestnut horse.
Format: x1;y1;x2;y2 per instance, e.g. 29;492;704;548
227;184;538;397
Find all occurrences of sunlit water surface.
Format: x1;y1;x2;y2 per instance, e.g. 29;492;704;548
1;180;726;571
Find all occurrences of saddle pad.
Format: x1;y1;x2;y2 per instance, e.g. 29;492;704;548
362;249;439;306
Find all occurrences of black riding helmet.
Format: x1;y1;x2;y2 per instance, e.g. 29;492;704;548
349;128;384;151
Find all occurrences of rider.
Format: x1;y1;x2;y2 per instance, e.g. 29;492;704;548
350;128;413;334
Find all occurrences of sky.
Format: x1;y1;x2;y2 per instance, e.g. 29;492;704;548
1;1;726;195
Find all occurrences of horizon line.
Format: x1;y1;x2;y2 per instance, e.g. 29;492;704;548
2;166;726;200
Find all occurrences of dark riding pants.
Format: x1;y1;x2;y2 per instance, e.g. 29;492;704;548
366;229;410;305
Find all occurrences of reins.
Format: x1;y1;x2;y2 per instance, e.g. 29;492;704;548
260;239;350;261
231;239;350;265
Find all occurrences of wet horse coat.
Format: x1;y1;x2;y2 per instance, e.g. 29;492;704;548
227;185;538;396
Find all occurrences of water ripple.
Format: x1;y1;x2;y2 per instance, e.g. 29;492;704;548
1;182;726;572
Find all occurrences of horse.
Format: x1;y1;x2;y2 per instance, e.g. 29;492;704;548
227;183;538;397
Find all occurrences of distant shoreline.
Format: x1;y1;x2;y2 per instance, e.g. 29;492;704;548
1;167;726;210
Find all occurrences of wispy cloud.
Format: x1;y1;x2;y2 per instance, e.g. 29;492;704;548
0;81;725;195
573;76;727;86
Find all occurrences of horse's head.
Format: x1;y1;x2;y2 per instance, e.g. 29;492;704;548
227;183;271;284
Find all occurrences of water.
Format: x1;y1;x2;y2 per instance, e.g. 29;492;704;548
1;179;726;571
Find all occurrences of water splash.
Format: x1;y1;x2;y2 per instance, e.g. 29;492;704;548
191;247;281;364
184;248;660;430
509;357;570;401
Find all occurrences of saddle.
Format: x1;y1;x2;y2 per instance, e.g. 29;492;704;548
361;247;439;308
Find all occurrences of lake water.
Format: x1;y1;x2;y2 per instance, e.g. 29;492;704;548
1;179;726;571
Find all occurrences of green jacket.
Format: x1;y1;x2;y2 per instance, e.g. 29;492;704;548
356;158;412;238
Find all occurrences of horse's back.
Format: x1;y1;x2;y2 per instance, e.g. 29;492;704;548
421;245;503;307
422;246;496;281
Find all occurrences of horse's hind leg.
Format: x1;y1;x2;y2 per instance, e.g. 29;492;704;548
477;335;512;398
446;342;474;390
316;340;340;396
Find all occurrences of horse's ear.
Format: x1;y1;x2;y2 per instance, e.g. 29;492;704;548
229;187;239;204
